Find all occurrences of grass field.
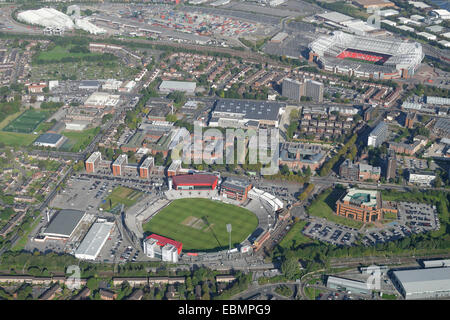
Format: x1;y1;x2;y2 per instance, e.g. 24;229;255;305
0;111;22;130
279;220;317;249
307;188;364;229
0;131;36;147
101;186;143;212
143;198;258;252
3;109;48;134
60;127;100;152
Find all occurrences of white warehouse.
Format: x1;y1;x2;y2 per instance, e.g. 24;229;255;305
18;8;75;29
74;221;114;260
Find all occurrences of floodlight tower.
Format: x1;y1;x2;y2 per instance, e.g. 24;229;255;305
226;223;232;252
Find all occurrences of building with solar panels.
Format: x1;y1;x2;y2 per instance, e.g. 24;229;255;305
391;267;450;299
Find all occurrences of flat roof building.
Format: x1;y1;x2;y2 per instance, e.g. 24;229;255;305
43;209;86;240
143;234;182;263
84;92;120;108
85;151;102;173
422;259;450;268
112;154;128;176
391;268;450;299
139;156;154;179
408;170;436;186
336;188;385;222
75;221;114;260
279;142;327;171
33;133;67;149
210;99;285;128
159;80;196;94
79;80;101;90
327;276;371;295
220;178;252;202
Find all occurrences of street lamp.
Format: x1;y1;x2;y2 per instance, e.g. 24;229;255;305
226;223;232;252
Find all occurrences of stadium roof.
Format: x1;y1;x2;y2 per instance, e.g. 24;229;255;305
34;133;65;145
75;222;114;260
43;209;86;238
145;234;182;254
392;268;450;296
309;31;424;72
172;174;218;186
221;178;252;193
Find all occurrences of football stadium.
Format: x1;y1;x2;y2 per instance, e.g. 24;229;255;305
308;31;424;79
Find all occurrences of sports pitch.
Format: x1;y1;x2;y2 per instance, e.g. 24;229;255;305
143;198;258;252
3;109;48;134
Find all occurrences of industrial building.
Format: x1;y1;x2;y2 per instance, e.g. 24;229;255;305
159;80;196;94
17;7;105;34
209;99;285;129
42;209;86;240
33;133;67;149
169;174;218;191
326;276;371;295
309;31;424;79
18;8;75;29
79;80;101;91
143;234;182;263
368;121;389;147
74;221;114;260
84;92;120;108
391;267;450;299
220;178;253;202
421;259;450;268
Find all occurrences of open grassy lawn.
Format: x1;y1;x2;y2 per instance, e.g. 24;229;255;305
3;109;48;134
0;131;36;147
101;186;143;211
307;188;364;229
279;220;317;249
0;111;22;130
60;127;100;152
143;198;258;252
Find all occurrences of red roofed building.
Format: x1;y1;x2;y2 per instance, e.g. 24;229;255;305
143;234;182;263
170;174;218;191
